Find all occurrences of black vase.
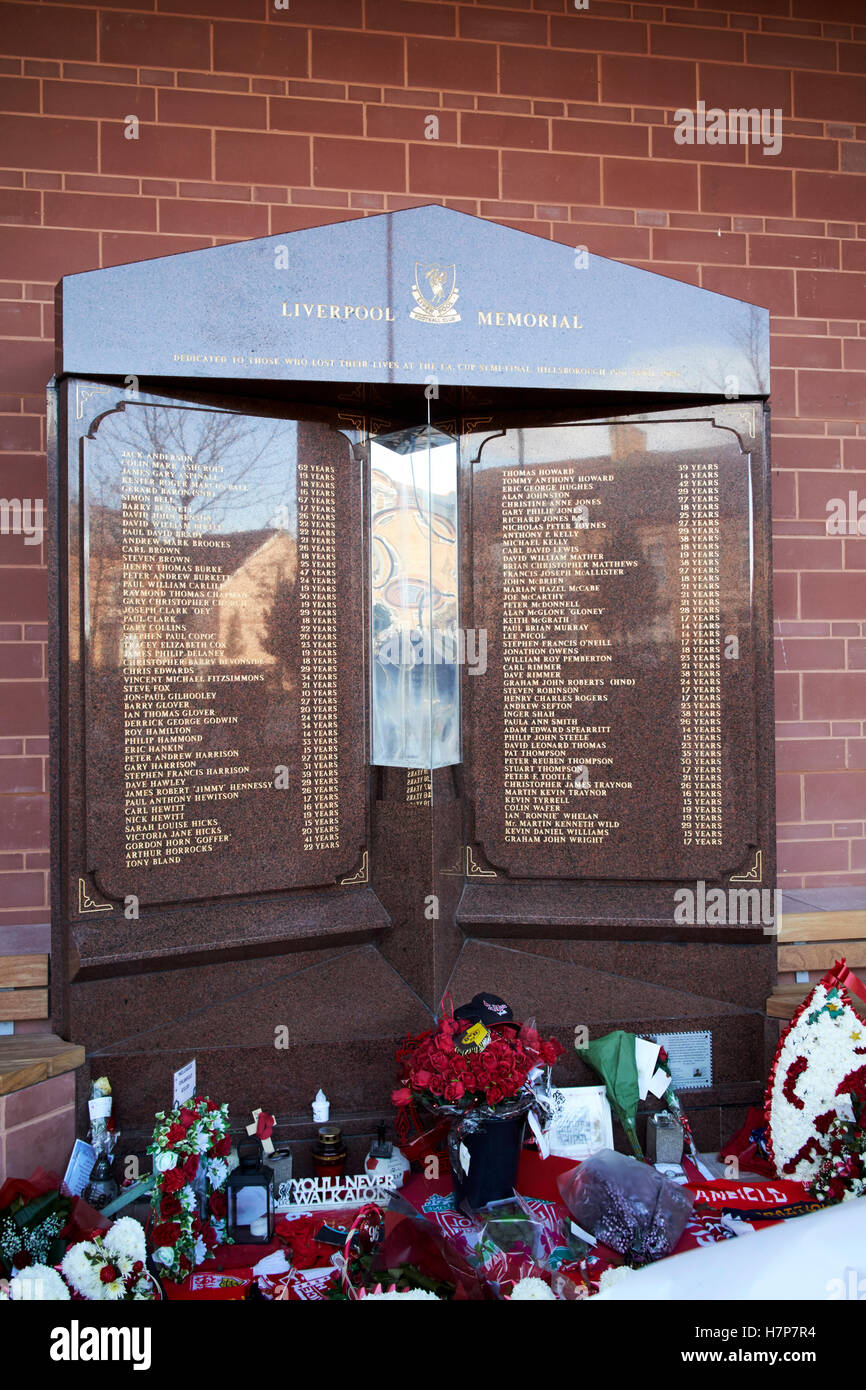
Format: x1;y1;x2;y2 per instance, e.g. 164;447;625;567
449;1109;528;1209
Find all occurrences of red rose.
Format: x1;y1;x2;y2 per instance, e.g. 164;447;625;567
481;1050;498;1071
413;1069;432;1088
212;1136;232;1158
209;1192;227;1219
161;1166;186;1194
160;1193;182;1219
428;1075;444;1097
444;1080;464;1102
202;1224;218;1250
181;1154;199;1181
100;1264;119;1284
256;1112;275;1142
208;1100;220;1112
178;1107;197;1128
132;1261;144;1275
486;1085;504;1106
431;1053;449;1074
391;1087;411;1107
152;1221;181;1247
437;1033;455;1054
166;1124;186;1145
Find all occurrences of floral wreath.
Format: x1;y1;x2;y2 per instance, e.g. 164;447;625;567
765;966;866;1183
147;1096;232;1282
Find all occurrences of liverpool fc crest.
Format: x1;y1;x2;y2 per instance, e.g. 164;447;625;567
410;262;461;324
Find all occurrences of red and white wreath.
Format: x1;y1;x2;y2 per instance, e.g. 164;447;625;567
766;966;866;1182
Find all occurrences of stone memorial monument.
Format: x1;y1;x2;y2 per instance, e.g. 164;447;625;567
49;206;775;1156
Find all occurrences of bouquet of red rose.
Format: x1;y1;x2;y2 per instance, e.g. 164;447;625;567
393;1006;563;1207
392;1015;562;1116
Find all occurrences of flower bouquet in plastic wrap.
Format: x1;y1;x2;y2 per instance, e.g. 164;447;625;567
0;1166;109;1282
557;1149;694;1265
392;994;563;1207
336;1195;492;1300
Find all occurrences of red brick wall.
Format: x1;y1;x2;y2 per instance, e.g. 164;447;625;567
1;0;864;941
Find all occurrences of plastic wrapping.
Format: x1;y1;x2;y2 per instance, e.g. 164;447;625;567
340;1194;492;1300
557;1149;694;1262
474;1193;546;1264
448;1098;531;1209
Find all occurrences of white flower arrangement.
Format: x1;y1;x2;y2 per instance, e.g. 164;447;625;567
60;1219;155;1301
767;981;866;1181
597;1265;634;1294
104;1216;147;1265
509;1276;556;1300
10;1264;70;1300
361;1288;441;1300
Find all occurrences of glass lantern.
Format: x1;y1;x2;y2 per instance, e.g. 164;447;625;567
83;1150;119;1211
226;1136;275;1244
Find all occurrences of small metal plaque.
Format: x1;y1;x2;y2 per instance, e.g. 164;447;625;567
650;1030;713;1091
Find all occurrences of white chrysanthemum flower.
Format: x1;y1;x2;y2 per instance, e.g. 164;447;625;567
104;1217;146;1265
10;1264;70;1300
179;1187;196;1211
100;1277;127;1300
598;1265;634;1294
362;1288;440;1300
208;1159;228;1189
509;1277;555;1300
194;1237;208;1265
61;1241;97;1294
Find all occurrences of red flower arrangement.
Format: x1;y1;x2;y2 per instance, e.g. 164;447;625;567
393;1015;563;1115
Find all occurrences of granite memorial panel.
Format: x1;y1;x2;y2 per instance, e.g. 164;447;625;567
82;394;365;903
465;408;762;887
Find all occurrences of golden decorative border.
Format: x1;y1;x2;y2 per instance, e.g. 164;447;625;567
730;850;762;884
340;850;369;886
77;877;113;914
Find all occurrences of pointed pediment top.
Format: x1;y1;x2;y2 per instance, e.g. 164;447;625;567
58;204;769;396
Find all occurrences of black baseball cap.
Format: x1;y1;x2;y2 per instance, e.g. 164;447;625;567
453;993;514;1026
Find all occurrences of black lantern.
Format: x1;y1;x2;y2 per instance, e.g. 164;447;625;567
226;1136;275;1244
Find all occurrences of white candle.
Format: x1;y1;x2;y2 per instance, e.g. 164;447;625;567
249;1216;269;1237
